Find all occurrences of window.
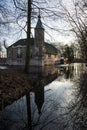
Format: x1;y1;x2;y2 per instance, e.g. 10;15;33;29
17;47;22;58
8;51;11;58
48;54;51;58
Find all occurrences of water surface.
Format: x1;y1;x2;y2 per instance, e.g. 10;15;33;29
0;63;87;130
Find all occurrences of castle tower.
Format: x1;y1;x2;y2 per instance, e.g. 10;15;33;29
35;14;44;57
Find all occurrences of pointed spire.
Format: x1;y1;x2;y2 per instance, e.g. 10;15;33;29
38;8;41;18
36;8;43;29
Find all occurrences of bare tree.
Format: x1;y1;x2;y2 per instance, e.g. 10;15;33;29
65;71;87;130
0;42;2;58
0;0;8;23
0;0;11;37
59;0;87;61
11;0;63;73
23;0;31;73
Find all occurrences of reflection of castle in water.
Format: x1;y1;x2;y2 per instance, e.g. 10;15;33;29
27;63;87;126
35;83;44;114
1;63;87;130
32;66;60;114
26;71;58;129
33;75;44;114
30;72;58;114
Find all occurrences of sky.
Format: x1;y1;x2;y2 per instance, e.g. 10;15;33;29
0;0;75;47
32;0;75;44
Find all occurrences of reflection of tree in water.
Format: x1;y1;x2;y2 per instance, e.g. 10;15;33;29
64;65;74;80
1;66;85;130
26;74;65;130
1;73;64;130
59;65;74;80
65;72;87;130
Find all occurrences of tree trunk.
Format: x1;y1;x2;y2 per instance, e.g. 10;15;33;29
24;0;31;73
26;92;32;129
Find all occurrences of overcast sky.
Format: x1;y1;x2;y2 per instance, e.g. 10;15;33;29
1;0;75;46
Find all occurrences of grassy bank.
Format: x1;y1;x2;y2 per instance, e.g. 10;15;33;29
0;69;33;110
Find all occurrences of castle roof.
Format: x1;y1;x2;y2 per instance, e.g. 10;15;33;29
9;38;34;47
8;38;58;55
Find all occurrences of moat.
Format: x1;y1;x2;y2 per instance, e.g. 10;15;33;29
0;63;87;130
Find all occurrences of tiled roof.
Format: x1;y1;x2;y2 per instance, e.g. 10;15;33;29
8;38;58;55
45;42;58;54
8;38;34;47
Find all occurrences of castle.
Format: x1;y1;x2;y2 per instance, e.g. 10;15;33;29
6;15;59;66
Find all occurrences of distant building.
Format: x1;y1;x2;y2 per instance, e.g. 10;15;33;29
6;15;59;66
